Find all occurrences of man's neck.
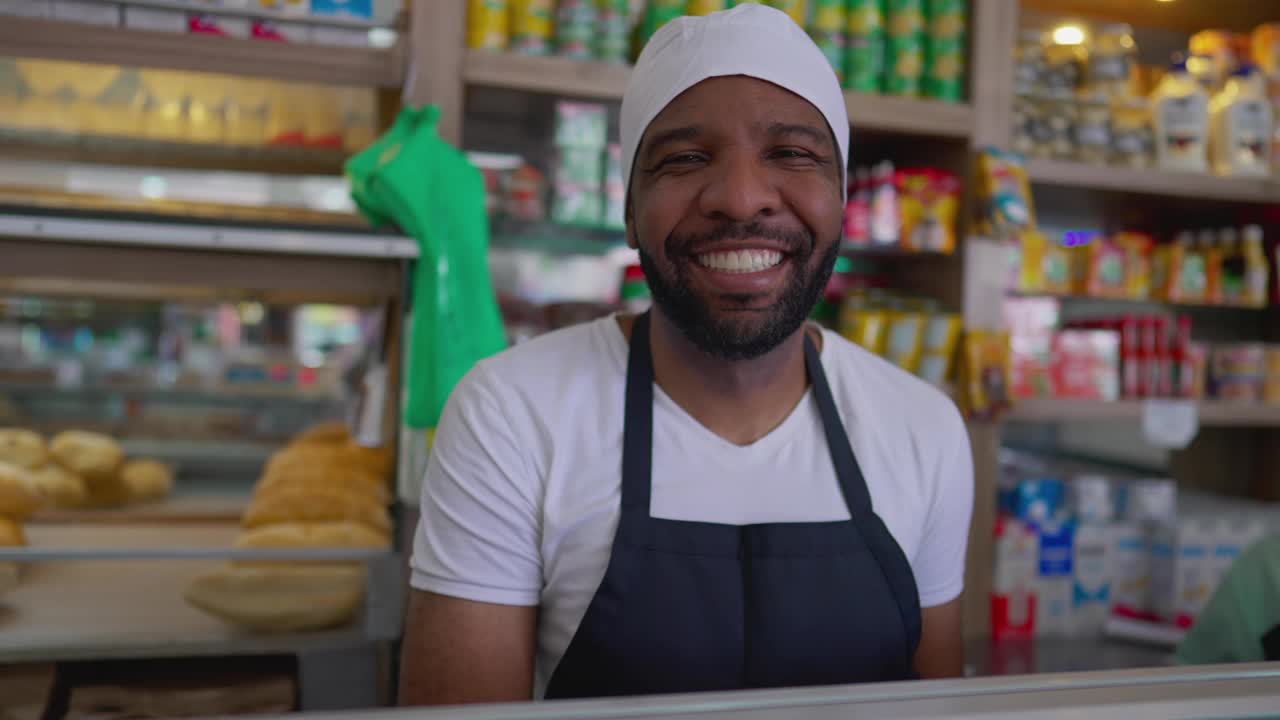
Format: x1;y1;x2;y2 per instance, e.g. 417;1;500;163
624;309;813;446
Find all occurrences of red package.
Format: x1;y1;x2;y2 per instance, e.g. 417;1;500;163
1051;330;1121;400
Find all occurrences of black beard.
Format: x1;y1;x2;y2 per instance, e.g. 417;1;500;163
637;222;839;362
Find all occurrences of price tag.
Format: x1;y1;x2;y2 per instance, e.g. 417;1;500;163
1141;399;1199;449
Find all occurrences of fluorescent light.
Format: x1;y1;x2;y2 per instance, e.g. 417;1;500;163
1052;24;1086;45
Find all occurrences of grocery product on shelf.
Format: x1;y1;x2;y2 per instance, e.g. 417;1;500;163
846;0;886;93
555;0;596;60
923;0;965;101
958;328;1013;419
0;461;40;521
884;0;925;97
0;428;45;469
976;147;1036;239
552;100;609;226
1085;24;1135;101
511;0;553;55
836;291;960;383
1151;57;1211;173
898;167;960;253
1209;65;1273;177
48;430;123;485
992;516;1039;641
1210;343;1266;403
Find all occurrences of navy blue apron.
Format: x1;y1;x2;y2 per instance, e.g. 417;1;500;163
544;312;922;699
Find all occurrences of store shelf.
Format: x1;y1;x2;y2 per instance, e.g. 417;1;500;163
1008;398;1280;427
0;16;403;88
102;0;394;29
464;50;974;139
1009;291;1273;314
1026;157;1278;204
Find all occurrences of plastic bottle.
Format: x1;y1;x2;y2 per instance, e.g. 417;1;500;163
1151;57;1210;173
1216;227;1243;305
1209;64;1274;177
1242;224;1270;308
868;161;900;247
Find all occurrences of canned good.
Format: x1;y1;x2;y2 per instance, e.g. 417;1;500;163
847;0;883;35
885;0;924;38
925;0;966;37
511;0;553;55
687;0;729;14
556;0;596;60
467;0;509;51
810;0;845;33
846;32;885;92
885;32;925;96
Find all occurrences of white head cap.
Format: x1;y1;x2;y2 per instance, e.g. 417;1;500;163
620;3;849;199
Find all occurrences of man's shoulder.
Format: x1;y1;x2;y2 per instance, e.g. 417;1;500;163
820;329;964;433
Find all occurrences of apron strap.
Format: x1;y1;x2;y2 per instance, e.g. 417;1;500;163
803;331;874;516
621;311;655;513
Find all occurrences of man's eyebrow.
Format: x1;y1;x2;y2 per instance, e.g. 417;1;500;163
641;125;702;157
765;122;832;148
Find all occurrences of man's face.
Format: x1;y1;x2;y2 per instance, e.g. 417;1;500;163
628;75;844;361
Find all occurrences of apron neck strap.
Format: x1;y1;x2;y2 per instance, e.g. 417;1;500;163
621;312;873;517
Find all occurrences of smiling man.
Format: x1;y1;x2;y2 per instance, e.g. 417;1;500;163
400;3;973;704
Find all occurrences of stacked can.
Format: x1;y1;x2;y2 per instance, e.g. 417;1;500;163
766;0;807;25
885;0;925;96
924;0;966;101
510;0;554;56
846;0;884;94
638;0;685;52
595;0;630;63
809;0;847;86
555;0;596;60
467;0;509;51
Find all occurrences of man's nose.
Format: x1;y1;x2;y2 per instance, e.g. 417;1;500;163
697;150;781;224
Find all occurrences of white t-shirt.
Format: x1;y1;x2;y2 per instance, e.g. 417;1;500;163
410;316;973;697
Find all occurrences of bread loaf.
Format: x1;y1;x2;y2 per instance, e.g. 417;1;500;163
0;462;40;520
291;422;351;446
0;429;46;470
242;486;390;534
121;458;173;502
82;475;131;509
254;459;387;505
28;464;87;508
236;521;390;552
48;431;124;484
0;516;25;546
183;563;366;632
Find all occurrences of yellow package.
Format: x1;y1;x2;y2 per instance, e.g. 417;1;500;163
468;0;510;50
1114;232;1153;300
186;73;229;145
922;313;962;355
300;83;343;148
838;300;890;355
18;59;89;135
90;67;146;139
958;329;1013;420
340;87;379;153
884;311;927;372
139;69;189;142
1016;230;1072;294
265;81;306;145
1264;346;1280;404
1253;23;1280;76
976;147;1036;239
899;168;959;254
917;351;954;387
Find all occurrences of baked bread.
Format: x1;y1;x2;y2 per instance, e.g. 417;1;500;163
121;458;173;502
254;459;387;505
236;521;390;551
183;563;366;632
0;429;46;470
0;516;25;546
82;474;132;509
242;486;390;534
291;422;351;446
0;462;40;520
27;464;87;508
48;431;124;484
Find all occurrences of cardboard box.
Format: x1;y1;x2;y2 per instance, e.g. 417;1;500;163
1034;519;1075;636
1071;522;1113;636
1051;329;1120;400
992;517;1039;641
1110;521;1153;621
1149;518;1214;628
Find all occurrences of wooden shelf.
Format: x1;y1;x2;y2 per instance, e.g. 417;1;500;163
1007;398;1280;427
0;17;403;87
1026;157;1278;204
464;50;974;139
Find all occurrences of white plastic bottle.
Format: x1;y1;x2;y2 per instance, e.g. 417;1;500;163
1151;57;1210;172
1210;64;1274;177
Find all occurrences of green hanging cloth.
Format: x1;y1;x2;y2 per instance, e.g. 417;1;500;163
347;105;507;429
1176;534;1280;665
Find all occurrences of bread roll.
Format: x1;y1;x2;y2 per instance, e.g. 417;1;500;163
0;429;46;469
242;486;390;534
83;475;131;509
183;563;365;632
254;458;388;506
236;521;390;551
0;462;40;520
121;458;173;502
0;516;25;546
28;464;87;508
292;421;351;446
49;431;123;484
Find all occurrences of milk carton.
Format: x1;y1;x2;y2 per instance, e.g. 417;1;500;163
992;517;1039;641
1110;521;1153;620
1035;518;1075;636
1071;521;1114;635
1150;518;1215;628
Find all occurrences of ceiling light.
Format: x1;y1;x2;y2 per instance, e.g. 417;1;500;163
1052;24;1086;46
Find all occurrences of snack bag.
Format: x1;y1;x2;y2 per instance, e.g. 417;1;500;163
976;147;1035;238
959;329;1013;419
899;167;959;254
1016;230;1072;294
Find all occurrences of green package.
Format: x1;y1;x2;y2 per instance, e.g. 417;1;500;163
925;0;966;37
809;0;845;33
812;30;847;86
346;105;508;429
847;0;883;35
846;32;885;93
885;0;923;37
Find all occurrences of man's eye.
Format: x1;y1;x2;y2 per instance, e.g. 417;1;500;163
664;152;705;166
771;148;815;161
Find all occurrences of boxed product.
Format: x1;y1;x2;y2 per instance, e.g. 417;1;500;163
992;517;1039;641
1210;343;1265;402
1002;477;1066;526
554;100;608;148
1118;478;1178;524
1110;521;1153;621
1070;475;1115;523
1149;518;1215;628
1074;236;1128;299
1004;297;1059;399
1034;518;1075;637
1050;329;1120;400
1071;521;1114;636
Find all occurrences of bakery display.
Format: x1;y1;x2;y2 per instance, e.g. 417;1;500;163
120;459;174;503
0;508;28;595
0;429;46;470
0;462;41;521
27;464;88;509
183;422;394;633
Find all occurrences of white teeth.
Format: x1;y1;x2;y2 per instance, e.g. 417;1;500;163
696;249;783;274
